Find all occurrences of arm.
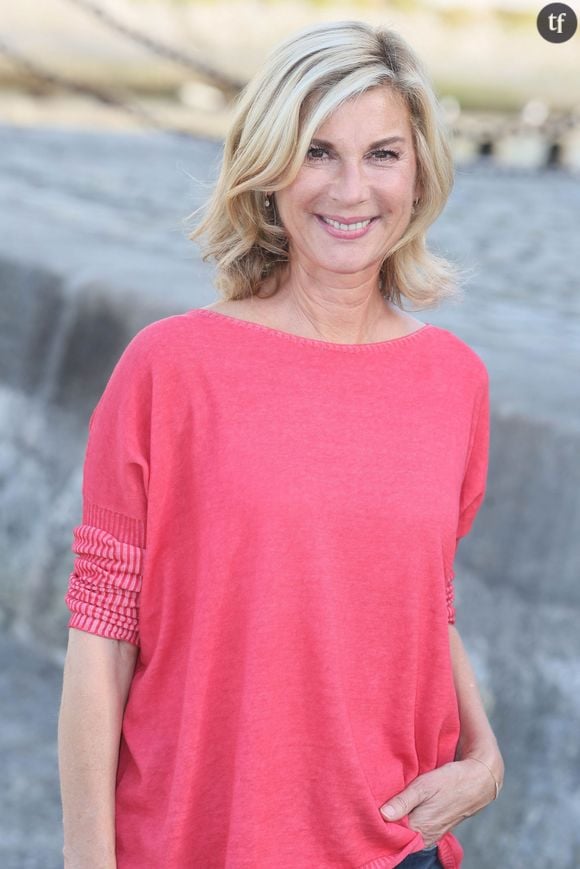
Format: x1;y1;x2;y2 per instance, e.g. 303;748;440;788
379;624;504;846
58;628;139;869
448;623;504;790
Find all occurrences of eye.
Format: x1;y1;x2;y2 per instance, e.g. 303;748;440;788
306;146;329;160
372;149;400;160
306;146;401;162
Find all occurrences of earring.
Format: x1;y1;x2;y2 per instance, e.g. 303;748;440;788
265;194;271;207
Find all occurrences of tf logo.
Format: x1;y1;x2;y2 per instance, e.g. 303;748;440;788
537;3;578;42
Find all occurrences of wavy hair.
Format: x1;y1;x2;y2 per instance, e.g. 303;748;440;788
186;20;463;309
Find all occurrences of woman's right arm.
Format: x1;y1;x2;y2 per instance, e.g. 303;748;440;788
58;628;139;869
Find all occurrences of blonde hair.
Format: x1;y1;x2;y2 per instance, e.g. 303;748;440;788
186;19;463;309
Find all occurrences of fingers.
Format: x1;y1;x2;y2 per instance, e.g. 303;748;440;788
379;760;496;845
379;783;424;821
379;767;447;822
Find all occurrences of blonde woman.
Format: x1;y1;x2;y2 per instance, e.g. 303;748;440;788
59;20;504;869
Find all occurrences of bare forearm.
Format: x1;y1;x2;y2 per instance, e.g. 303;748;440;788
448;624;504;789
379;625;505;836
58;630;137;869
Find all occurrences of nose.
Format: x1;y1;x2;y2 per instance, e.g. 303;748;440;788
329;159;369;205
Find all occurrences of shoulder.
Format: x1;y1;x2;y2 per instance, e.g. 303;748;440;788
96;312;201;409
117;311;202;370
428;324;489;388
126;311;197;353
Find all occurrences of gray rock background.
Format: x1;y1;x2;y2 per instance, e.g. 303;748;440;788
1;121;579;868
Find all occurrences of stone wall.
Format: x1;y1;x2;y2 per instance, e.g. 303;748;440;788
1;122;579;868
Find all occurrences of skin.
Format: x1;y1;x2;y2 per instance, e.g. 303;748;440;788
59;629;137;868
239;86;426;343
275;88;419;326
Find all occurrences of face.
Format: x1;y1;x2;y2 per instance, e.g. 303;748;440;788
274;86;420;284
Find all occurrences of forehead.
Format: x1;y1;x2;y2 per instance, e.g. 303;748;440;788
313;86;412;140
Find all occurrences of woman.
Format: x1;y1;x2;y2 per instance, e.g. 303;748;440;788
58;20;504;869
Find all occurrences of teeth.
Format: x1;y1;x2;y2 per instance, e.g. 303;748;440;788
321;216;372;231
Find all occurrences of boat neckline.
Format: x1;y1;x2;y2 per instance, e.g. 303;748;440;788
191;307;433;352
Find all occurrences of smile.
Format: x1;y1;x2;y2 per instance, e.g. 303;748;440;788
316;215;378;239
321;216;372;230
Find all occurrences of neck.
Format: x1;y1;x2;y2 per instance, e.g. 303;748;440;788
260;265;391;344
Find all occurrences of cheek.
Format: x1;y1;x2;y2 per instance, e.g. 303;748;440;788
382;175;417;210
277;191;320;234
281;173;325;209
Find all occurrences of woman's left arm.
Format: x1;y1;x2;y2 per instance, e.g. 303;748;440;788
379;624;505;847
447;623;504;789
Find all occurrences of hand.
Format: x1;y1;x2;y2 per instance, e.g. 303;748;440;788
379;758;500;848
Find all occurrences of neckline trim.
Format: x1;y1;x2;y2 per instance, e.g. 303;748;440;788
193;307;433;353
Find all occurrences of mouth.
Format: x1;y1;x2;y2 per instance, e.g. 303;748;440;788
315;214;379;239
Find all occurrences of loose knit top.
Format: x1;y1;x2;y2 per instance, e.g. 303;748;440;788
64;307;490;869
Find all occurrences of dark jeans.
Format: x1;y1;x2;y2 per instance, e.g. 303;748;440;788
395;843;442;868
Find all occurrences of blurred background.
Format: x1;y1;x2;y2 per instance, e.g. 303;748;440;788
1;1;579;867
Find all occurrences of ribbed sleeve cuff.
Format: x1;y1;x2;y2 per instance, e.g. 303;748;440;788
445;569;456;625
65;508;146;646
83;501;146;548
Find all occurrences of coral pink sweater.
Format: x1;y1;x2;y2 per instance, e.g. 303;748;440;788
65;308;490;869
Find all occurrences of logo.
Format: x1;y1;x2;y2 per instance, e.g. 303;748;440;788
537;3;578;42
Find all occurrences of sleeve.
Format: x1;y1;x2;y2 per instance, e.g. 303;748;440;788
446;365;491;624
64;330;153;646
456;365;490;543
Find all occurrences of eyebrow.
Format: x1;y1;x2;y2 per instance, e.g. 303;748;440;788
310;136;406;149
